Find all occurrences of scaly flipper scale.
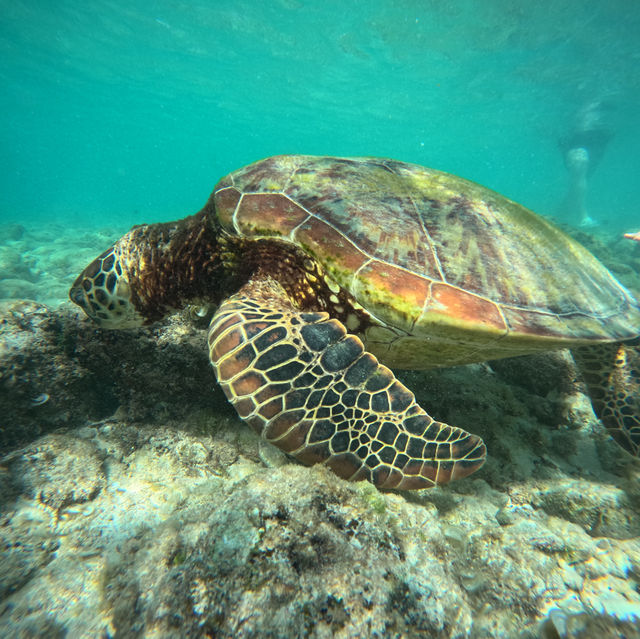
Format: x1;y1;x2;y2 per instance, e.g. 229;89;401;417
573;339;640;457
208;276;486;490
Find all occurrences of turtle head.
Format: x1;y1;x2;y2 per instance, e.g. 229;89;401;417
69;238;145;329
70;213;222;329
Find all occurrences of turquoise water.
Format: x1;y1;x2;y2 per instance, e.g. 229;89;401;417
1;0;639;229
3;4;640;636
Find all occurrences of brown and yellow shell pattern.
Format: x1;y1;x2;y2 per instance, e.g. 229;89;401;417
213;155;640;368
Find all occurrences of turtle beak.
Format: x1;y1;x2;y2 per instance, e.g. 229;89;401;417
69;279;88;310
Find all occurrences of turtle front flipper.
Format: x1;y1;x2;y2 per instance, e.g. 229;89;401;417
208;276;486;490
573;340;640;457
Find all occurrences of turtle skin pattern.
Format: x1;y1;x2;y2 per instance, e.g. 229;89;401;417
573;339;640;457
208;276;486;489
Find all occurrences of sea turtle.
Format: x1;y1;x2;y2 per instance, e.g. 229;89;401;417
69;155;640;490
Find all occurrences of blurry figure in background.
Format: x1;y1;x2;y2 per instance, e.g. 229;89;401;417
558;100;613;227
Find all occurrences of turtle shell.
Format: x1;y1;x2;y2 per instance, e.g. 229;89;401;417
213;155;640;366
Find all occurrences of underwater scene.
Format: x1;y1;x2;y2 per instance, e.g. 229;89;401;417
1;1;640;637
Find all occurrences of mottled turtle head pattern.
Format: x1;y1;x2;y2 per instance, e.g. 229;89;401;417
69;239;144;329
70;211;222;329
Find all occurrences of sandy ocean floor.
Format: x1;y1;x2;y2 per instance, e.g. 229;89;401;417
0;222;127;309
1;220;640;638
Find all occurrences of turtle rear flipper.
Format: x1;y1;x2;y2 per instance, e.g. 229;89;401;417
208;276;486;490
573;339;640;457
